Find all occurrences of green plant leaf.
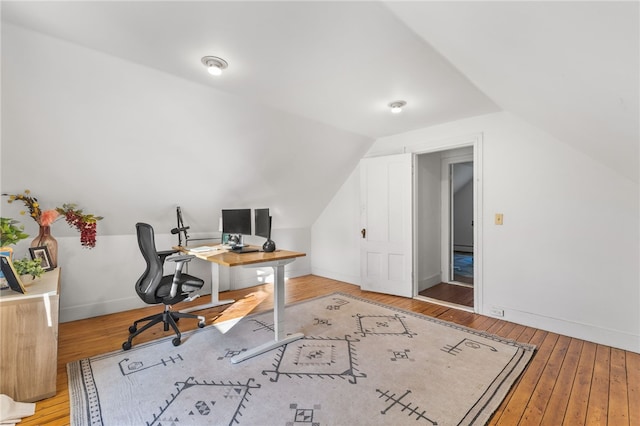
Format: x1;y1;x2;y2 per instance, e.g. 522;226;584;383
0;217;29;246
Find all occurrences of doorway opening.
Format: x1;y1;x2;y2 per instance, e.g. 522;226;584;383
415;146;475;311
450;160;474;287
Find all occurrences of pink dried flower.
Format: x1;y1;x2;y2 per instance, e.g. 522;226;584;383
39;209;60;226
3;191;103;249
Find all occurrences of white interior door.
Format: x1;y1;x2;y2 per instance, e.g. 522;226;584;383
360;153;413;297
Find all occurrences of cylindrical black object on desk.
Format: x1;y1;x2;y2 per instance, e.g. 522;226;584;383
262;239;276;252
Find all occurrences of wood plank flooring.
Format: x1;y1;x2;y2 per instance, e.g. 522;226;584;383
419;282;474;307
18;275;639;425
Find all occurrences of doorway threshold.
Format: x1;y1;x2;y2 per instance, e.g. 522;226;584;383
414;295;474;313
449;281;473;289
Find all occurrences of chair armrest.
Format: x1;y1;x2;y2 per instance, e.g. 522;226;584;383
158;249;179;256
157;249;179;264
167;254;195;298
167;254;195;263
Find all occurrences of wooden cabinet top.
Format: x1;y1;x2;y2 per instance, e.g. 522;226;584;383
0;267;60;303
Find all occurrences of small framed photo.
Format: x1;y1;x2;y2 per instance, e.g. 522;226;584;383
0;247;13;289
29;246;54;271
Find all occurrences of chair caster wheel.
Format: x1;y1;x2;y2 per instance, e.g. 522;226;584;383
122;341;132;351
198;321;205;328
129;325;137;334
172;337;181;346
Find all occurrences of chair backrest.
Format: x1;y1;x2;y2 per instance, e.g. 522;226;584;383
135;223;164;304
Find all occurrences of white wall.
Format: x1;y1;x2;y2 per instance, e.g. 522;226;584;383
310;167;361;285
312;111;639;352
1;24;369;321
1;24;371;236
7;227;310;322
3;24;638;352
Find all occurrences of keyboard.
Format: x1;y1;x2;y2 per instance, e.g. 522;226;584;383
188;246;218;254
231;246;259;254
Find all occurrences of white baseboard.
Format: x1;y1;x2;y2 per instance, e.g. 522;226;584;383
418;273;442;292
61;266;311;323
487;306;640;353
60;296;146;323
453;246;473;253
310;267;360;286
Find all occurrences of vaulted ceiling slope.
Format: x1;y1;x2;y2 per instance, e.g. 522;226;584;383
1;1;502;235
0;1;500;138
386;1;639;183
1;2;637;237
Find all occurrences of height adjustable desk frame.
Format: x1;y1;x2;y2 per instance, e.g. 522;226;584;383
174;245;306;363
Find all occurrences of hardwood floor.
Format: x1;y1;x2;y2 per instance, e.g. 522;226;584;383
19;275;639;425
419;282;474;307
453;273;474;285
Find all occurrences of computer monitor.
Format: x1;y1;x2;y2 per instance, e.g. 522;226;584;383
254;208;271;239
222;209;251;245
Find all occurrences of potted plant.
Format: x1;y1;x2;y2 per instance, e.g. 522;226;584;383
0;217;29;247
13;257;45;282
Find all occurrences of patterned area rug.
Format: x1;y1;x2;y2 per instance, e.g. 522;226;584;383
68;293;535;426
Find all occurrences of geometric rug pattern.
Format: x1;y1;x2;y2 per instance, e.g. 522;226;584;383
68;292;535;425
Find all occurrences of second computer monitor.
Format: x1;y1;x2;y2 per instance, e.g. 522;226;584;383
222;209;252;236
254;208;271;239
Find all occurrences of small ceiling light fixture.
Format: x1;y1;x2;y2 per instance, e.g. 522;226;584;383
201;56;228;76
389;100;407;113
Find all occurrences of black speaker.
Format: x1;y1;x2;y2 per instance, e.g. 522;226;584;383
262;216;276;252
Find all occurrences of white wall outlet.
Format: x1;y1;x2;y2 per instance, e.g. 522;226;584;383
490;307;505;317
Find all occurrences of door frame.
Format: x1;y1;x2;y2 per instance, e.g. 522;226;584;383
442;154;474;286
412;134;483;313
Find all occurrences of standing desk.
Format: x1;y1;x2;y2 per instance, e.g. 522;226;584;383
174;245;306;363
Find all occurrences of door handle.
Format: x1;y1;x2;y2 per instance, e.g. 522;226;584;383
361;228;366;238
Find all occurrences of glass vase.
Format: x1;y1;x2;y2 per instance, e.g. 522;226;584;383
31;225;58;268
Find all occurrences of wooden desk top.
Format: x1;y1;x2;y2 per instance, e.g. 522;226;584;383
174;245;306;268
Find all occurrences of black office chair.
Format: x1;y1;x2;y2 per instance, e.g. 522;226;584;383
122;222;206;350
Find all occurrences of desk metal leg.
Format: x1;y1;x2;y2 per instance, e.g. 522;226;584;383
231;263;303;363
180;262;234;313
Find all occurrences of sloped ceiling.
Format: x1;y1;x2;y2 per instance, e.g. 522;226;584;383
0;1;500;138
1;1;637;236
386;1;639;183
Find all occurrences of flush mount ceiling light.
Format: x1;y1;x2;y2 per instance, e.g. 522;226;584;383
201;56;228;76
389;100;407;113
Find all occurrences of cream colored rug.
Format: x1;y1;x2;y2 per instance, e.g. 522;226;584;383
68;293;535;426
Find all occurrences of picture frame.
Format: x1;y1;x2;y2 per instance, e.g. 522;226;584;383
0;247;14;289
29;246;54;271
0;255;26;294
